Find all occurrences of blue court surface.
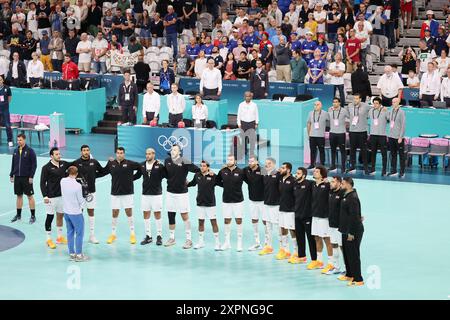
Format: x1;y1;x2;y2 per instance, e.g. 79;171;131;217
0;134;450;300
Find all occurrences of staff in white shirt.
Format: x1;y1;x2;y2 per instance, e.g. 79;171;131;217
441;67;450;108
199;58;222;97
167;83;186;127
192;94;209;128
419;62;441;107
328;52;346;105
142;82;160;125
60;166;88;262
26;52;44;87
237;92;259;156
376;65;404;107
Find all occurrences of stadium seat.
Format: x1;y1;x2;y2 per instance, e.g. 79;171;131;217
428;138;449;169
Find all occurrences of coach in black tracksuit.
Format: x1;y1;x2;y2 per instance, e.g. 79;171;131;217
294;167;317;261
339;180;364;283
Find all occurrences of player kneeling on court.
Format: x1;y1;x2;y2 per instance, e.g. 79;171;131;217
103;147;141;244
216;155;246;252
60;166;88;262
134;148;166;246
187;160;221;250
326;175;345;275
40;147;70;249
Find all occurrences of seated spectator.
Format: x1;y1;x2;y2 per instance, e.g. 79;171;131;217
192;94;208;128
351;63;372;102
236;52;251;80
159;59;175;95
61;54;79;80
406;70;420;88
307;48;326;84
223;52;237;80
194;50;208;79
291;49;308;83
7;52;27;87
26;52;44;87
419;62;441;107
275;36;292;82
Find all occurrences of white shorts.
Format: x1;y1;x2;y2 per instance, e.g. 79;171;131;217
264;205;279;224
141;194;163;212
329;227;342;246
45;197;63;215
249;201;265;220
279;211;295;230
111;195;134;210
166;192;190;213
197;206;216;220
222;202;244;219
85;192;96;210
311;217;331;238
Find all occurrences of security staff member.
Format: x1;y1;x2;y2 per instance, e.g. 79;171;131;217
249;59;269;99
216;155;246;252
277;162;298;262
10;133;37;224
40;147;70;249
346;93;370;174
0;76;13;147
259;157;281;256
167;83;186;127
187;160;220;250
164;144;200;249
368;97;389;176
338;177;364;286
237;91;259;157
133;148;167;246
307;100;330;169
388;98;406;178
70;145;108;244
293;167;316;264
118;70;139;124
327;176;345;275
328;97;350;172
243;156;265;251
103;147;141;245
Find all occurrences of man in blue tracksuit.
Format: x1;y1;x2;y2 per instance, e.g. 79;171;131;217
10;133;37;224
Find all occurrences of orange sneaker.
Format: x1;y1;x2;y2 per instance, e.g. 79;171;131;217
338;275;354;282
107;234;117;244
275;249;290;260
348;281;364;287
307;260;324;270
321;263;335;274
46;239;56;249
56;236;67;244
258;246;274;255
288;253;302;264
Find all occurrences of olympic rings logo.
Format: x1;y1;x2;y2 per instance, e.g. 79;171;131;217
157;135;189;151
410;91;419;98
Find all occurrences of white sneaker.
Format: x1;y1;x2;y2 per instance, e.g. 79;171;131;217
214;243;221;251
325;267;341;275
182;239;193;249
69;254;77;261
220;242;231;251
75;254;90;262
8;142;13;147
89;236;99;244
194;242;205;249
248;243;261;251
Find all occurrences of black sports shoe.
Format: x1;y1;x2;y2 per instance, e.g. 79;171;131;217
307;165;315;170
11;215;21;223
29;216;36;224
156;235;163;246
140;235;153;245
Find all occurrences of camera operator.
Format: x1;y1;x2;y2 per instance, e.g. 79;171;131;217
70;145;108;244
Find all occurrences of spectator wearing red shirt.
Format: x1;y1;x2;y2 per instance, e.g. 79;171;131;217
345;29;361;73
62;54;80;80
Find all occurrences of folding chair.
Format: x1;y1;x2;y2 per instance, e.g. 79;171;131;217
19;115;39;145
407;137;430;168
428;138;449;169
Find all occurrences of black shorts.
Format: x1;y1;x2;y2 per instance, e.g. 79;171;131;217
14;176;34;196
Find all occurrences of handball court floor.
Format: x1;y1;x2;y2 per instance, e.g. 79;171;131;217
0;133;449;300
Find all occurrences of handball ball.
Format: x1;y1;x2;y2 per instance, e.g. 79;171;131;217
150;119;157;127
177;121;185;128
